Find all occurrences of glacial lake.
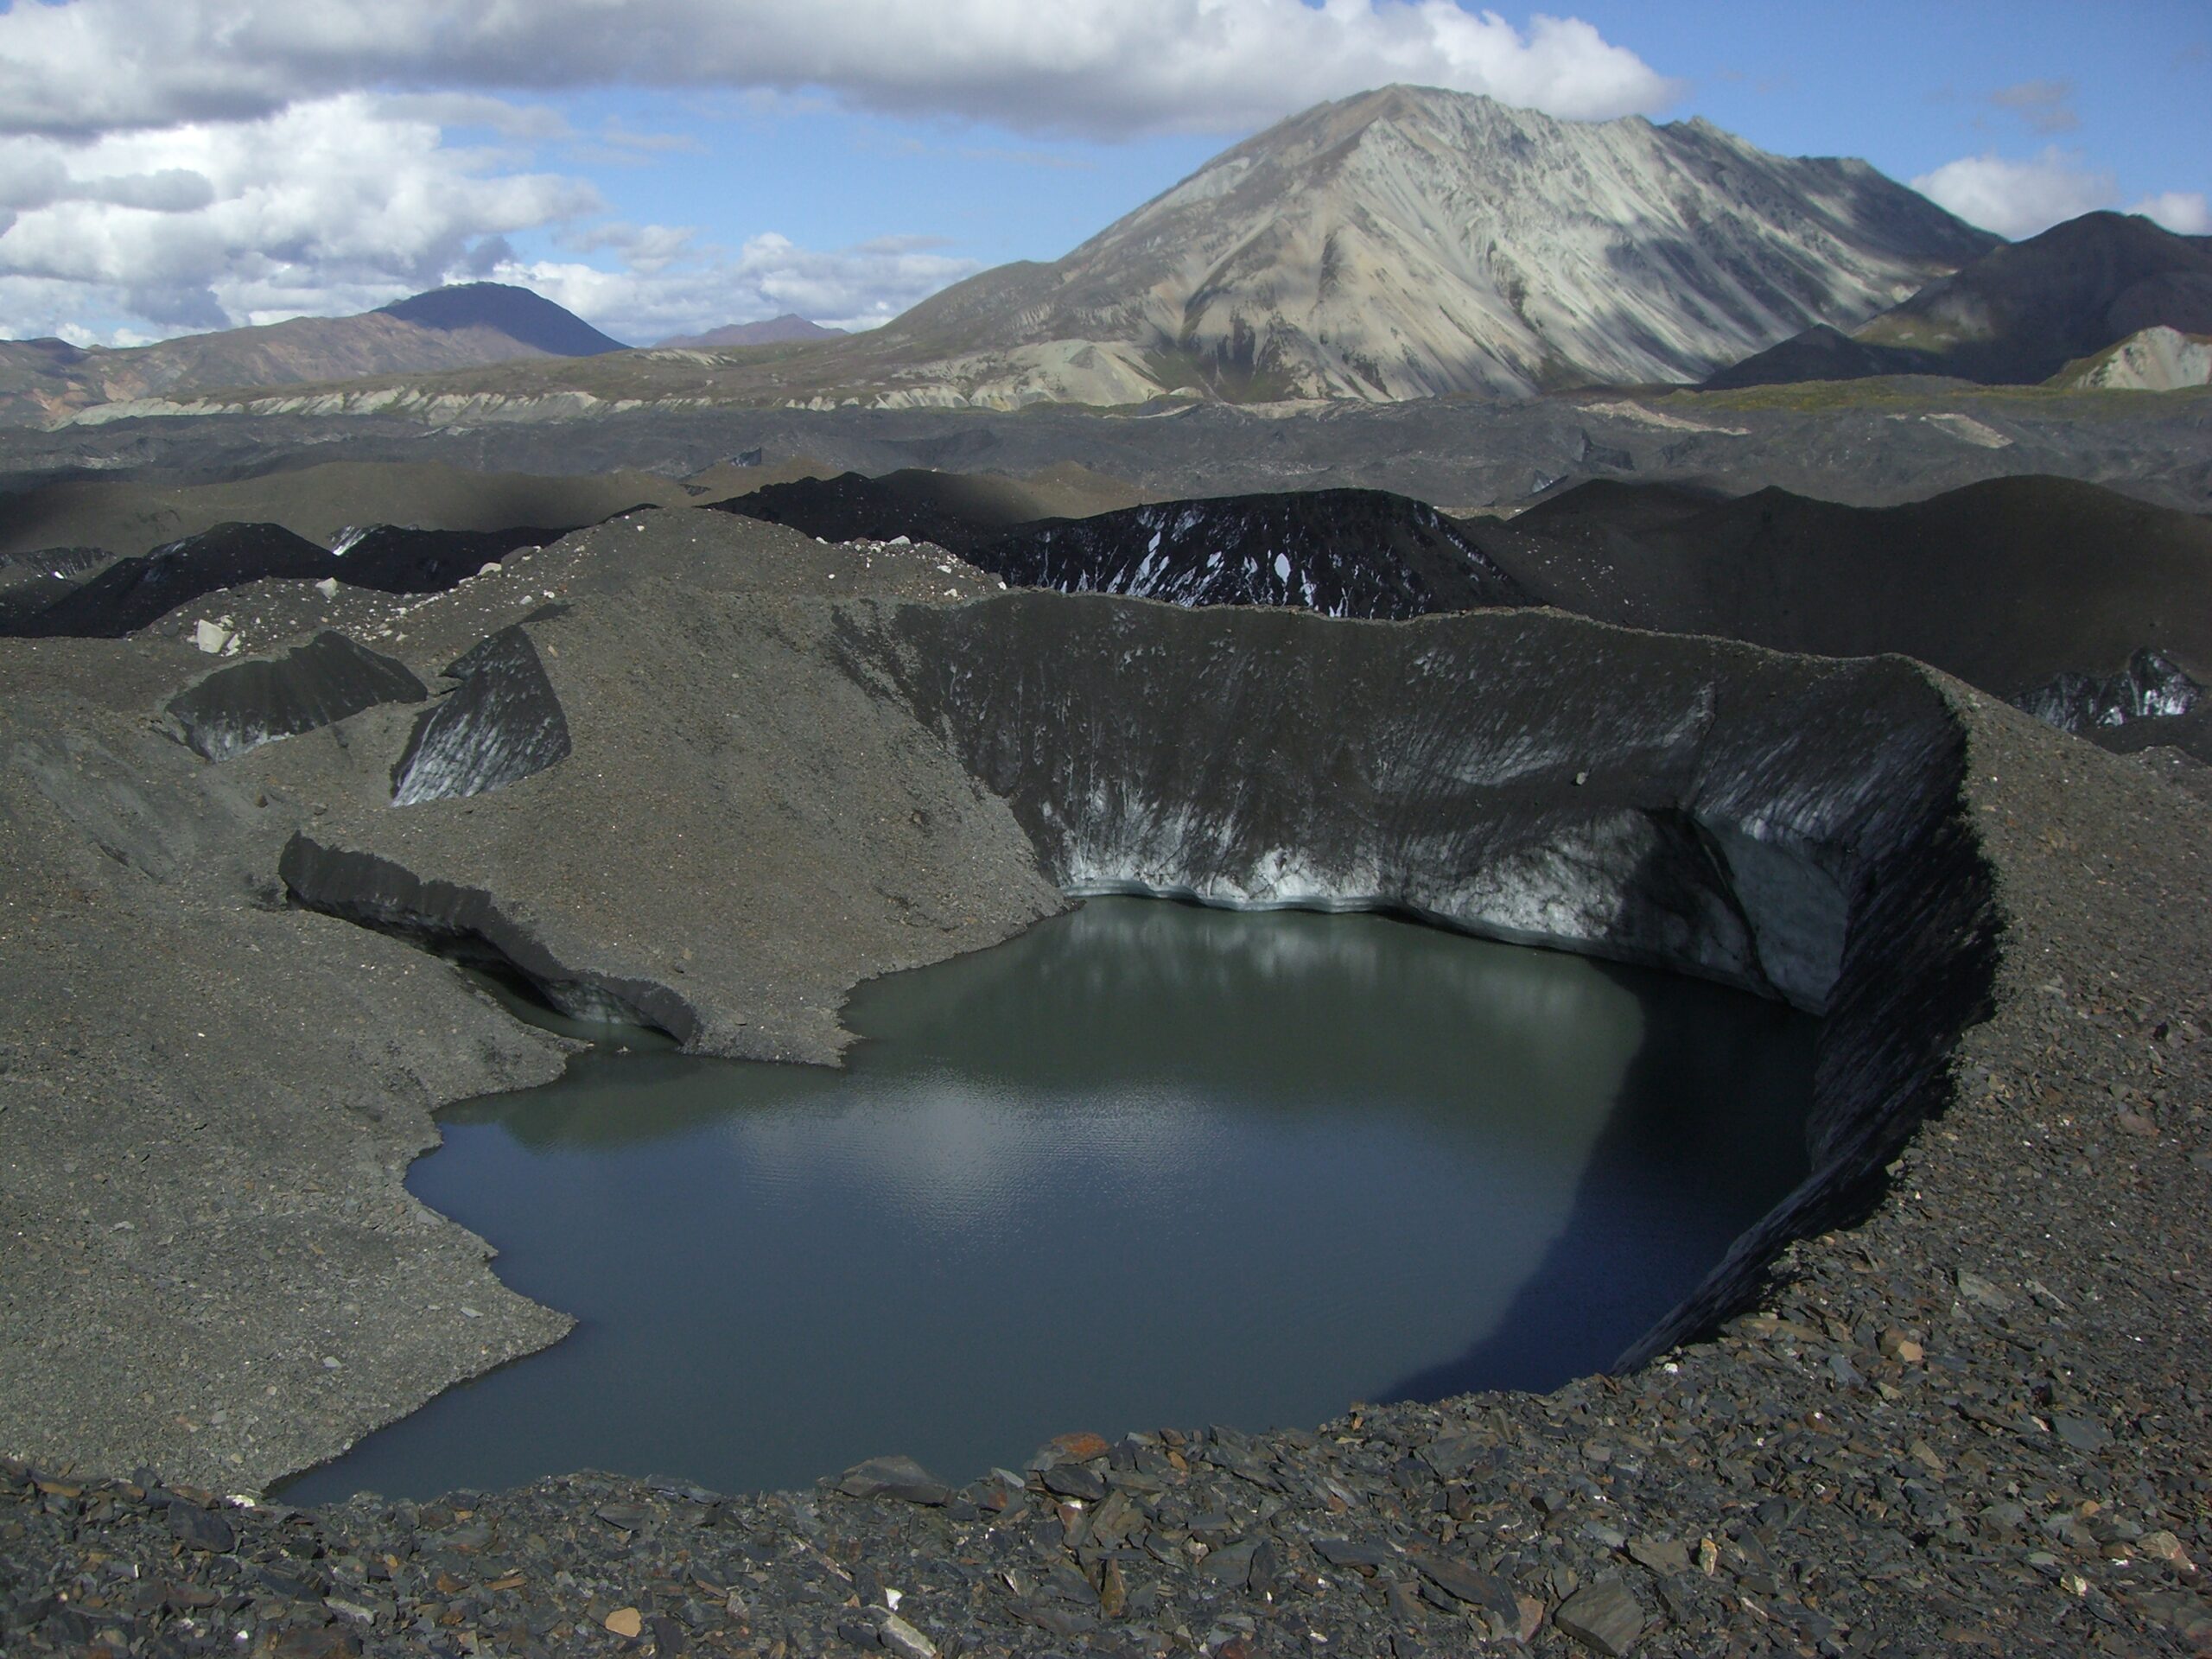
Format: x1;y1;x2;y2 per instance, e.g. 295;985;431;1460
283;898;1813;1505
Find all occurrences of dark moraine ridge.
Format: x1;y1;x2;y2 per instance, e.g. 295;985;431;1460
4;512;2208;1656
965;490;1529;617
704;467;1052;556
1459;474;2212;757
709;476;1530;618
1;519;575;638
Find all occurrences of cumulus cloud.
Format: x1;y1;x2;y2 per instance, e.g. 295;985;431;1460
1912;148;2118;238
507;233;983;341
0;3;1687;342
0;95;599;339
0;1;1684;140
2132;191;2212;236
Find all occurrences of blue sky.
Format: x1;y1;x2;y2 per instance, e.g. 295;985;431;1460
0;1;2204;346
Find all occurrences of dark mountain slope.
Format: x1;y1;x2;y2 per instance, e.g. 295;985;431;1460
377;284;627;357
1707;212;2212;389
1465;474;2212;698
6;521;572;639
0;283;626;424
704;469;1082;556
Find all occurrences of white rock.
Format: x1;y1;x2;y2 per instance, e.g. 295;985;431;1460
193;620;232;654
879;1613;937;1659
2065;325;2212;392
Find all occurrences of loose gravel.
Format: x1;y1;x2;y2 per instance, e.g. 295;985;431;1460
3;520;2209;1656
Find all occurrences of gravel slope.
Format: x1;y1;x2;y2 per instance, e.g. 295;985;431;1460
2;512;2208;1656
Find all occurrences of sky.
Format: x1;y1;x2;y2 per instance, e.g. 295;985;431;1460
0;0;2204;348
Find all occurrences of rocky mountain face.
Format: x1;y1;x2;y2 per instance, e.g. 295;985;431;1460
1707;212;2212;389
2053;325;2212;392
838;85;1994;406
0;283;625;426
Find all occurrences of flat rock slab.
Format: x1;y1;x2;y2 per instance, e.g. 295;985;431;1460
835;1455;951;1506
1555;1575;1646;1656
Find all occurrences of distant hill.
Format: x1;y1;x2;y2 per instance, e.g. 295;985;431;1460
378;283;626;357
7;88;2003;420
1706;213;2212;390
817;85;1994;407
0;282;626;426
658;315;846;350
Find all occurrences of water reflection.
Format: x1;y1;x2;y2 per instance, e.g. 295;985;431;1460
283;900;1811;1504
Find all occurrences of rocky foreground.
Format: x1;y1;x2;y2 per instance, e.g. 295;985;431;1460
3;509;2209;1655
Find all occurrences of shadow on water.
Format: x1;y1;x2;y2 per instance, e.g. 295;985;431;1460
1380;957;1812;1402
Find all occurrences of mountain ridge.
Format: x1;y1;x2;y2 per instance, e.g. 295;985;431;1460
830;85;1996;406
658;315;847;350
5;87;2000;422
1705;212;2212;390
0;283;625;425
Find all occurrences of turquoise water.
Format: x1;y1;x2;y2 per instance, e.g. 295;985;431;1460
283;899;1812;1503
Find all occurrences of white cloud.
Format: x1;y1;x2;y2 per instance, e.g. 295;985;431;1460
2132;191;2212;236
0;95;599;340
0;2;1683;141
505;233;983;341
0;3;1684;343
1912;148;2117;238
566;222;702;276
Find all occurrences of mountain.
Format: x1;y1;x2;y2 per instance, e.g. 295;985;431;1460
375;283;626;357
0;283;626;425
817;85;1995;406
658;315;847;350
6;90;1999;421
1705;213;2212;390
